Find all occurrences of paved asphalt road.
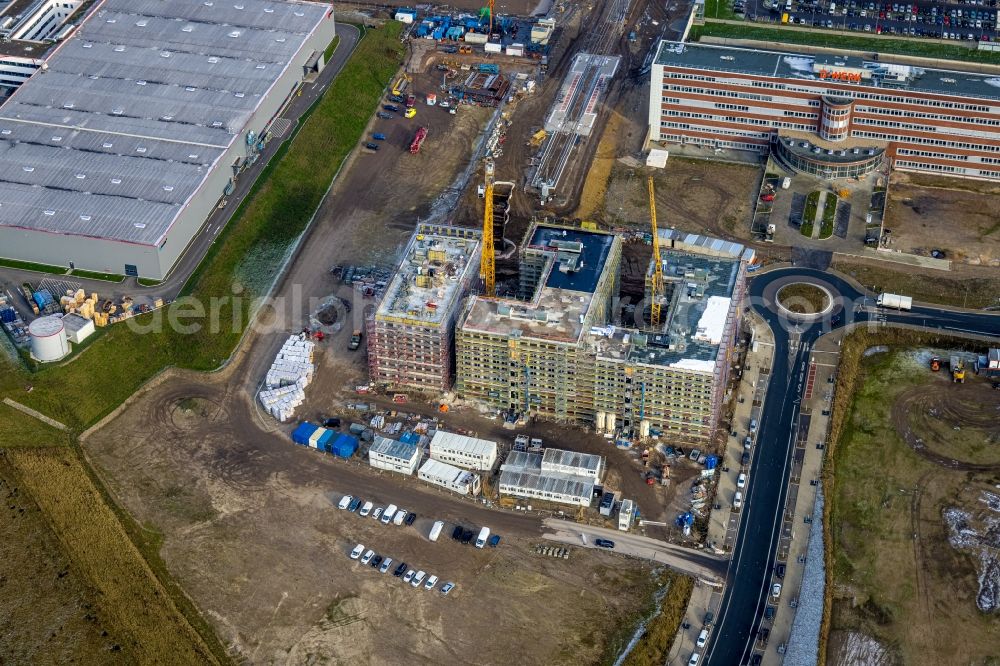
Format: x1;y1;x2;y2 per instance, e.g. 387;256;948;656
542;518;728;582
705;267;1000;666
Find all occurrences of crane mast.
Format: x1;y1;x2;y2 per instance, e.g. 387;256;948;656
648;176;663;329
481;159;496;297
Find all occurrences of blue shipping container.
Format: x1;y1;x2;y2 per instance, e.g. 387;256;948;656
317;429;335;451
292;422;318;446
0;306;15;323
331;434;359;458
400;431;421;445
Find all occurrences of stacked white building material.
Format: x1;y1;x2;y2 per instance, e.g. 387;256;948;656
258;335;316;421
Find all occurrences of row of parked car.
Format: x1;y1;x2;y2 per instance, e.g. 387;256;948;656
337;494;418;527
349;543;455;595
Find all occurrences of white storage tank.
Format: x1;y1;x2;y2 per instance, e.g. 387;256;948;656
29;315;70;362
639;419;651;439
595;410;607;432
606;413;616;433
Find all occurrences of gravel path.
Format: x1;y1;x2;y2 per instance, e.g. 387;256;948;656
784;485;826;665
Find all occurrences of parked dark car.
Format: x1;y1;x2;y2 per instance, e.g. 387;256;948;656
393;562;407;577
595;538;615;549
776;563;786;579
758;628;770;645
372;133;386;141
460;529;475;544
348;497;362;512
404;512;417;526
452;525;464;541
364;142;379;151
388;94;405;103
376;111;393;119
488;534;501;547
323;417;341;428
370;554;383;569
764;605;776;620
383;104;399;112
750;655;762;666
742;451;751;466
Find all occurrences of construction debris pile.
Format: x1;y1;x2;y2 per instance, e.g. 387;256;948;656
258;334;316;422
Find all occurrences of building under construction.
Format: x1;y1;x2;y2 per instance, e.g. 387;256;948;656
455;222;752;442
367;224;482;392
451;70;511;106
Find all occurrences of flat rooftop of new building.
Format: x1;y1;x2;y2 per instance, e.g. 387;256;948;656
654;40;1000;102
529;225;615;294
500;451;596;497
0;0;331;246
431;430;496;457
586;246;742;372
542;447;603;474
376;224;481;327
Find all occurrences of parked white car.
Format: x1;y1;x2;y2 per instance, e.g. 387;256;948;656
338;495;353;510
737;473;747;489
424;574;439;591
379;557;393;574
360;549;375;565
359;501;373;517
350;543;364;559
411;570;426;587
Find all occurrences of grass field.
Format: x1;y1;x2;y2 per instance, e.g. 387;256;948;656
621;573;695;666
6;448;222;663
802;190;819;237
702;0;738;20
689;22;1000;64
826;349;1000;664
778;282;830;313
0;402;71;448
69;269;126;283
0;23;405;431
832;257;1000;309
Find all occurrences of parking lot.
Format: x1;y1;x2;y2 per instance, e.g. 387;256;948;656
737;0;999;42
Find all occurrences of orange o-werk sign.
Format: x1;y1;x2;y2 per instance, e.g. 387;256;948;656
819;69;862;83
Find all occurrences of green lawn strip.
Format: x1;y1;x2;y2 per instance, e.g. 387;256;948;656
137;278;162;287
0;23;405;431
690;22;1000;65
0;402;72;447
324;35;341;62
801;190;819;237
69;270;126;283
703;0;738;20
819;193;837;239
0;257;69;275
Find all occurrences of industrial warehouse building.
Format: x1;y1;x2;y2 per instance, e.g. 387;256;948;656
368;436;421;475
648;41;1000;181
0;0;336;279
455;223;751;442
367;224;483;392
418;458;481;496
498;449;601;507
429;431;498;472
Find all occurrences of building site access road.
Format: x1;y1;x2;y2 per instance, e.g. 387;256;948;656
542;518;727;582
704;266;1000;666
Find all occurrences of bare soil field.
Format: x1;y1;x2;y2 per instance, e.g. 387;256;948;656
84;375;661;664
601;159;760;240
884;172;1000;267
827;350;1000;666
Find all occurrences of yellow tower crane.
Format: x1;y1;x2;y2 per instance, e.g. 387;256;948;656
481;159;496;297
647;176;664;329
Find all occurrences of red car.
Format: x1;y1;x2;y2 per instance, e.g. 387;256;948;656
760;193;775;202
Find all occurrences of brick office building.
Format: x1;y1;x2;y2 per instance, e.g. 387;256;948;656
648;40;1000;180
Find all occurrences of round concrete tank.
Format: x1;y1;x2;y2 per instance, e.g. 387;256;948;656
29;315;69;362
605;413;616;433
595;411;607;432
639;419;651;439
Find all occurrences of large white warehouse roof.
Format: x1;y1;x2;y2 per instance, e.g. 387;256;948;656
0;0;330;246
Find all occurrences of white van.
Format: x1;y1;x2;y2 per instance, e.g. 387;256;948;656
429;520;444;542
381;504;398;525
393;508;407;526
338;495;352;510
475;526;491;548
734;491;743;510
697;628;709;648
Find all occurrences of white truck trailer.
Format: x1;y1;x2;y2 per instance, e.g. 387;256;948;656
876;293;912;310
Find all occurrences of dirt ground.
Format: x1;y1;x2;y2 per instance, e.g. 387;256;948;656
884;171;1000;267
827;350;1000;666
600;159;760;240
84;374;661;664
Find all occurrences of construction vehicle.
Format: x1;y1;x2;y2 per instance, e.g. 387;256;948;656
481;159;496;296
409;126;428;154
929;356;941;371
647;176;664;329
950;356;966;383
405;108;417;119
348;329;363;350
527;129;547;147
391;73;411;96
876;293;912;310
